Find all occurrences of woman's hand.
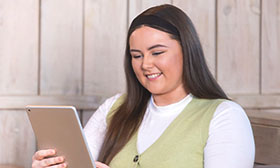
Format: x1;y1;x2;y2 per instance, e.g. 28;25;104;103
32;149;67;168
95;161;110;168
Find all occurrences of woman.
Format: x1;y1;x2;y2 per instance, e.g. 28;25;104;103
32;4;255;168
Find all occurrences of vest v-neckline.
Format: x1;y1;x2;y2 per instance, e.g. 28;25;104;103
135;97;197;156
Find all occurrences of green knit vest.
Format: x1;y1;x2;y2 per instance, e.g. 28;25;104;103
106;96;224;168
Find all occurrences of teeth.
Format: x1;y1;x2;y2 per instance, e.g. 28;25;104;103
147;73;161;79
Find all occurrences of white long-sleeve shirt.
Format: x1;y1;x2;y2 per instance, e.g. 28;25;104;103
84;94;255;168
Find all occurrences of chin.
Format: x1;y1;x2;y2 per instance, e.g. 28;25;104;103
147;89;163;95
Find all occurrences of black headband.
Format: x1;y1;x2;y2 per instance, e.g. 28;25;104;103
130;15;179;37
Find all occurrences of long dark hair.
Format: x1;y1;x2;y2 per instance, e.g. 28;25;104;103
98;4;228;164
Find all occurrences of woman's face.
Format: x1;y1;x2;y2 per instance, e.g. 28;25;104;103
129;26;186;99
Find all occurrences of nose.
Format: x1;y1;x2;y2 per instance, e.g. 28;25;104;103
141;55;153;70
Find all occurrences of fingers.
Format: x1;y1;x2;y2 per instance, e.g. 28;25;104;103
48;162;68;168
40;156;65;167
33;149;56;161
32;149;67;168
32;156;67;168
95;161;110;168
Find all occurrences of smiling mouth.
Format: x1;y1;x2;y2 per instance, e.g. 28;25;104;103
146;73;162;79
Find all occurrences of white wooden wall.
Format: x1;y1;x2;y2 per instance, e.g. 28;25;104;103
0;0;279;167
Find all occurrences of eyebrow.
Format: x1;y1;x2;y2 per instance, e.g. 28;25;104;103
130;44;168;53
148;44;167;50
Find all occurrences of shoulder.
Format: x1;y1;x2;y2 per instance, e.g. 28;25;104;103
217;100;244;111
84;93;123;128
209;99;255;149
210;100;251;131
101;93;123;110
102;93;123;108
189;97;226;119
105;93;127;122
204;100;255;167
191;97;225;109
214;100;248;121
193;97;247;120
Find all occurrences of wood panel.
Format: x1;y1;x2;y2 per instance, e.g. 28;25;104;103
0;95;104;110
252;124;280;164
0;165;24;168
230;94;280;109
254;165;280;168
217;0;260;94
247;109;280;127
129;0;172;23
261;0;280;94
173;0;216;75
247;109;280;164
0;0;38;95
0;110;35;168
40;0;83;95
84;0;127;97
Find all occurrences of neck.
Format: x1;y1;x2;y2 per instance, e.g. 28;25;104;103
152;89;188;106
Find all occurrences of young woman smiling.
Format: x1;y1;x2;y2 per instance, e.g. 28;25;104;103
32;4;255;168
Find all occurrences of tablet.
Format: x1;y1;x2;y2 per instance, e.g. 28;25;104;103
26;105;96;168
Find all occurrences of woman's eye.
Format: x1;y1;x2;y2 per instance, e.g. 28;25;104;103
152;51;164;56
132;55;142;59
